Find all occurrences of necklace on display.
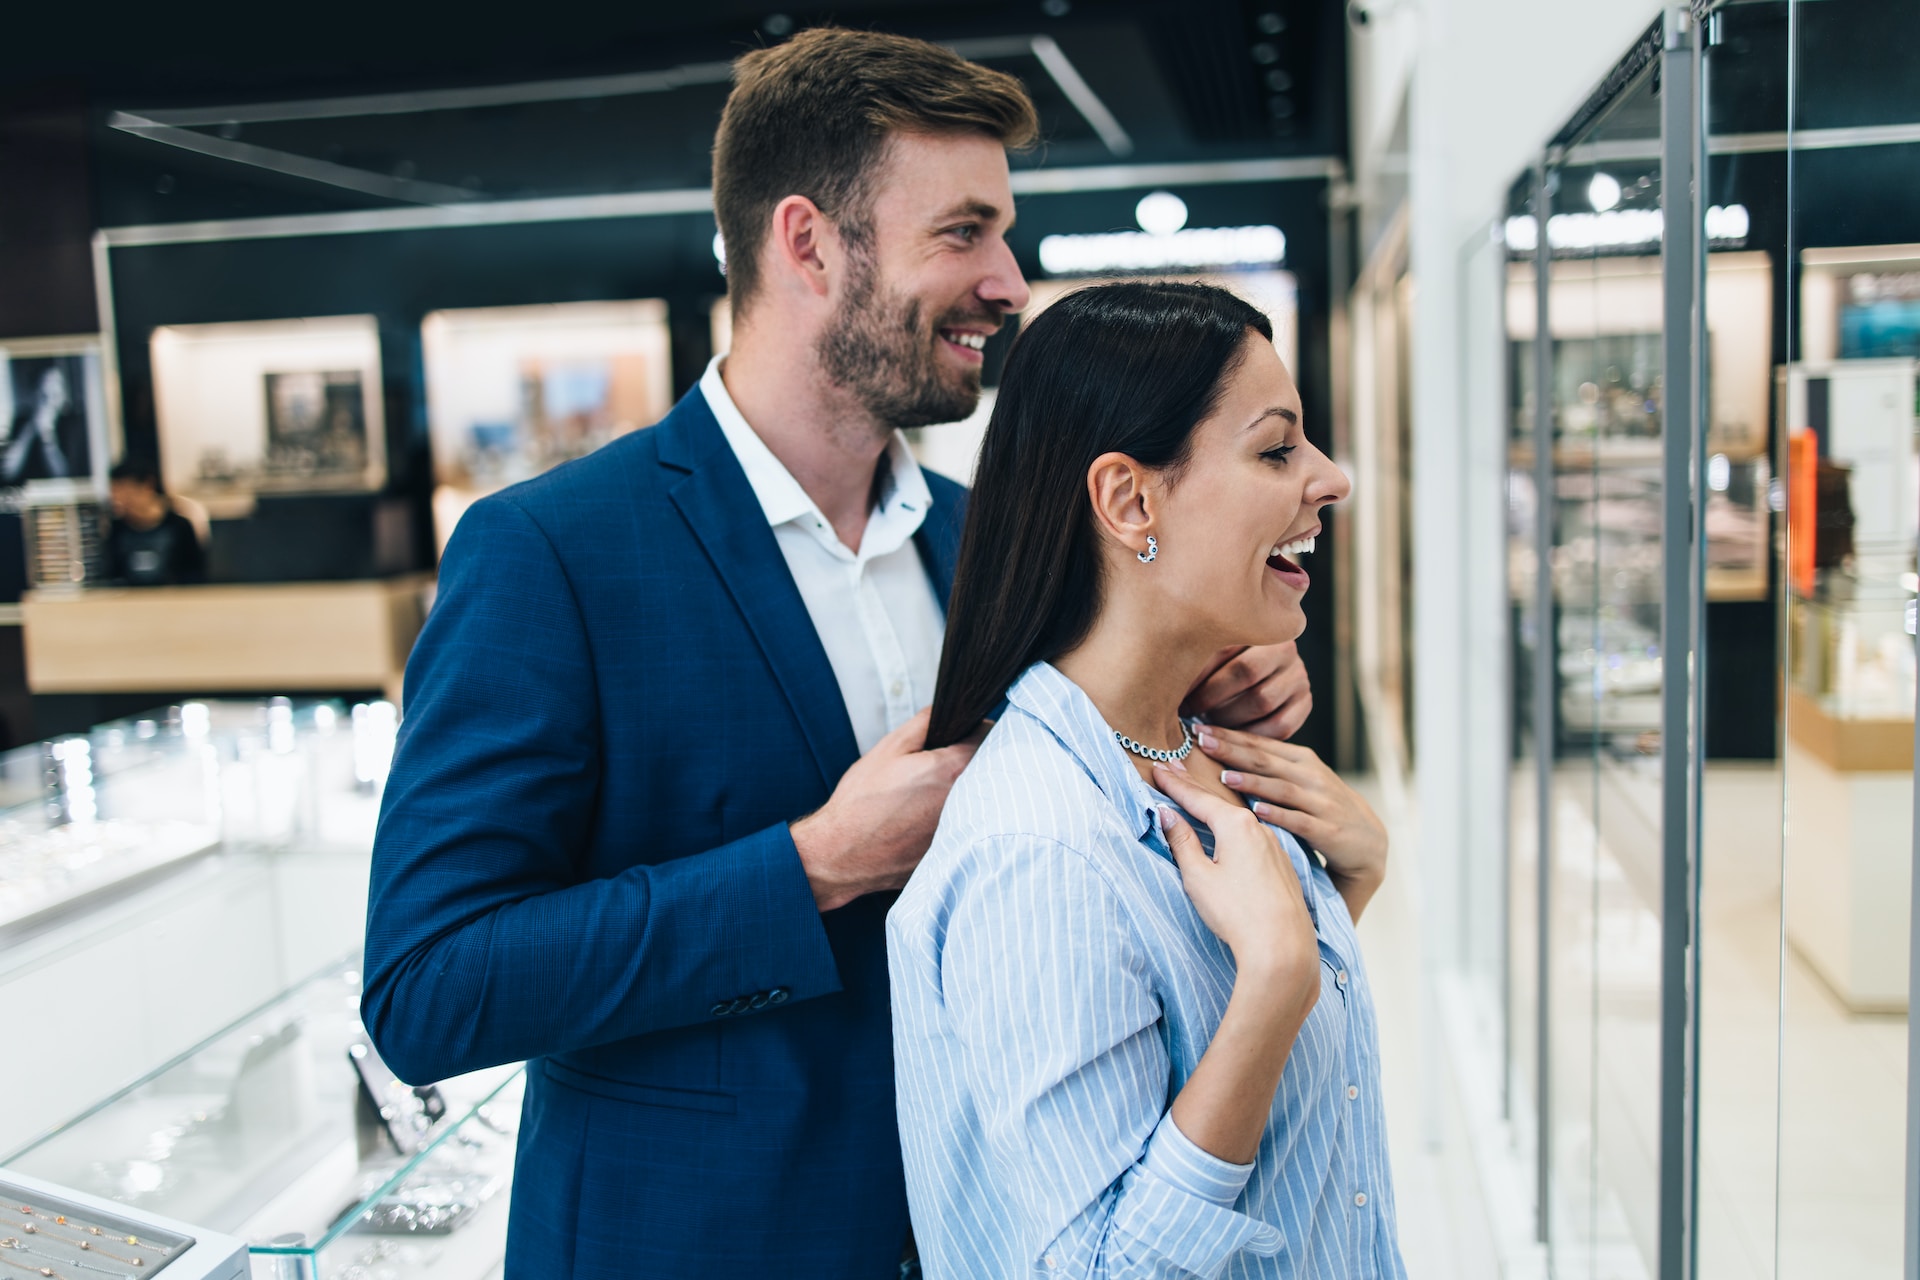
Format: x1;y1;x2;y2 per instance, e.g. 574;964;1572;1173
4;1222;143;1269
1114;724;1194;764
11;1209;163;1258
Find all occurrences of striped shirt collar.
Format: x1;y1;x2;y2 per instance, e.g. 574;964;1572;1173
1006;662;1164;845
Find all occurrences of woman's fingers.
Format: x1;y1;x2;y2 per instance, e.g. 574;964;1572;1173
1159;805;1209;869
1151;762;1249;830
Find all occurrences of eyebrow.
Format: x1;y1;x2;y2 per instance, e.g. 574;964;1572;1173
935;199;1006;226
1246;406;1300;430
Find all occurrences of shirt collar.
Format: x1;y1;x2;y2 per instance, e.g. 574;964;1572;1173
1005;662;1319;906
699;355;932;558
1005;662;1164;844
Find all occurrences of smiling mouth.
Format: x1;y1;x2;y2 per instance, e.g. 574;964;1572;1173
1266;533;1317;576
939;328;989;352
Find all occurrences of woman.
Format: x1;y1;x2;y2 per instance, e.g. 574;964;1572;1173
889;281;1406;1279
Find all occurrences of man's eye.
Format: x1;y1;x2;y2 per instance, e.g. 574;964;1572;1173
947;225;978;242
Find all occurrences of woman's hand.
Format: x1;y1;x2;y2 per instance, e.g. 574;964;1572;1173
1193;725;1388;922
1153;761;1322;1165
1151;762;1320;1003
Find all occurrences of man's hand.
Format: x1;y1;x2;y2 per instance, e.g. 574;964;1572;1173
1194;723;1388;923
1182;642;1312;740
790;708;987;913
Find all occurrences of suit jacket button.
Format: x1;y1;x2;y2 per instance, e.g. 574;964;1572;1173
728;996;753;1015
749;992;770;1010
768;988;790;1004
710;1001;732;1017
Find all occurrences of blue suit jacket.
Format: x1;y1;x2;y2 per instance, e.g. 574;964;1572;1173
361;388;966;1278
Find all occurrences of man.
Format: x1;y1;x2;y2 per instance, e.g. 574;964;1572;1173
362;28;1312;1279
106;457;205;586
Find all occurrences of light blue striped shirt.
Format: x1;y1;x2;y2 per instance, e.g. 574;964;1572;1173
889;662;1407;1279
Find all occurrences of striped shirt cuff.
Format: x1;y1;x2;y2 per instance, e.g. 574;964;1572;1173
1100;1112;1284;1276
1139;1111;1260;1208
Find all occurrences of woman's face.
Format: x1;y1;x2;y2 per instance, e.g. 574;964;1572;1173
1145;334;1349;647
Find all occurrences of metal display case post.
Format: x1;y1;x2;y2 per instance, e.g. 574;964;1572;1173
1657;9;1703;1280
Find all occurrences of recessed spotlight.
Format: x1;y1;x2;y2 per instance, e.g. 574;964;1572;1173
1135;190;1189;236
1265;69;1293;92
1588;171;1622;212
1041;0;1071;14
762;13;794;35
1251;42;1279;65
1255;11;1286;34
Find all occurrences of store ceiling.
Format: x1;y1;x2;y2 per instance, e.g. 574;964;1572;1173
5;1;1347;227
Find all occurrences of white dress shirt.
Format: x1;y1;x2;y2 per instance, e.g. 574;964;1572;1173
701;356;947;755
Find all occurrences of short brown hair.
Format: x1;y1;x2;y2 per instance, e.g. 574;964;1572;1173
712;28;1039;311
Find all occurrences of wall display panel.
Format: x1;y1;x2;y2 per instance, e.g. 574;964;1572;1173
421;300;672;551
150;316;386;504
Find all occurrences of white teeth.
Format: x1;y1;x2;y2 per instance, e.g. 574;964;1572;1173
1274;536;1316;558
944;331;986;350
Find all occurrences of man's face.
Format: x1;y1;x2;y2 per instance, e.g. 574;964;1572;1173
817;131;1030;429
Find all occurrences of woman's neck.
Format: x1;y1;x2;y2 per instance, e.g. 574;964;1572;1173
1053;594;1213;757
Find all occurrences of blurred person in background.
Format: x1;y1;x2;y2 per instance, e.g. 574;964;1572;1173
106;457;205;586
362;27;1313;1280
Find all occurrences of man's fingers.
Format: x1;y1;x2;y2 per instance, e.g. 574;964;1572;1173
1204;665;1307;729
1181;645;1260;714
879;706;936;754
1240;689;1313;742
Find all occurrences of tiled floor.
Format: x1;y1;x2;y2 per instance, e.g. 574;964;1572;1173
1376;762;1914;1279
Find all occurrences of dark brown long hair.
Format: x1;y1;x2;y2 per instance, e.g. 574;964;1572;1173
926;281;1272;749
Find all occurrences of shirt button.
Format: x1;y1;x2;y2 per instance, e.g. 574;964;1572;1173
1336;969;1349;988
890;680;905;698
1347;1085;1360;1100
1354;1192;1368;1207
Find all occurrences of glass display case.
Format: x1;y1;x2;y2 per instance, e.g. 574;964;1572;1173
4;958;522;1280
0;700;394;1180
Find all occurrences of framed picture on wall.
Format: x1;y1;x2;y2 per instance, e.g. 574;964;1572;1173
0;335;111;503
151;315;387;501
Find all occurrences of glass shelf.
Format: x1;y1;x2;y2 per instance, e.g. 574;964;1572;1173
4;957;521;1280
0;700;390;941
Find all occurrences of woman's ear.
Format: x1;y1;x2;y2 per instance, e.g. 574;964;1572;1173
1086;451;1156;561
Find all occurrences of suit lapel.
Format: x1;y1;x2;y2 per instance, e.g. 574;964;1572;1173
658;394;861;790
914;475;967;610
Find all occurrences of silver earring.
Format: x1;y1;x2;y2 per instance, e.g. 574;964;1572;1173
1137;535;1157;564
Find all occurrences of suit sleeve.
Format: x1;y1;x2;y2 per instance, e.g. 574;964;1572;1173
360;495;843;1085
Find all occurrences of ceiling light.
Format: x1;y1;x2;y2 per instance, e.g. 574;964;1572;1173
1251;42;1279;65
1039;225;1285;275
1134;191;1188;236
1588;172;1622;212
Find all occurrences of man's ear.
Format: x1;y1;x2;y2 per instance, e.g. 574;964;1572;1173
766;195;837;301
1086;451;1156;562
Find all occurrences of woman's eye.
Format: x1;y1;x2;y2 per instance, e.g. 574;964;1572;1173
1261;445;1297;464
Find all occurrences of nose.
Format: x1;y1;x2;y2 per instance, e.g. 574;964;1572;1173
1311;451;1352;508
979;235;1030;315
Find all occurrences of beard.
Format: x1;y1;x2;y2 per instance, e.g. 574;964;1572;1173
816;251;994;431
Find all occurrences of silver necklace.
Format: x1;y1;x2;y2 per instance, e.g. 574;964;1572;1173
1114;725;1194;764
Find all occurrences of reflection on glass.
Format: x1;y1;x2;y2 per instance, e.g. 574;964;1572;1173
1774;1;1920;1275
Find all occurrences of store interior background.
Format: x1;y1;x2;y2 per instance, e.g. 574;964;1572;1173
2;1;1917;1277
